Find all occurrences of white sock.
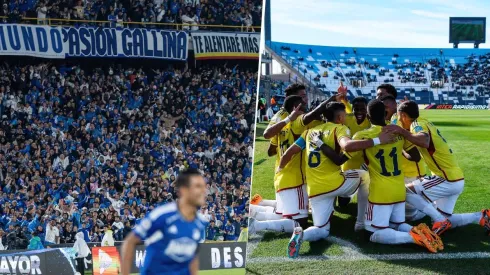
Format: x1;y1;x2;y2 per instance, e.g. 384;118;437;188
448;212;481;228
391;223;412;232
356;171;370;225
303;226;330;242
259;199;277;207
406;204;427;221
406;190;446;222
256;212;283;221
251;204;275;213
254;219;298;233
370;228;415;244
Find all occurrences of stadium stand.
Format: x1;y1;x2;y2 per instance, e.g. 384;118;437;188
0;0;262;31
265;42;490;105
0;59;254;249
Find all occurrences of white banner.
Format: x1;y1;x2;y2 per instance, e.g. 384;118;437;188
0;24;188;60
191;31;259;60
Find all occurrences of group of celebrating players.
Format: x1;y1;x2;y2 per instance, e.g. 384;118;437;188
249;83;490;257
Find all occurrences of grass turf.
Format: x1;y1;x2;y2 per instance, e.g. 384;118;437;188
246;110;490;274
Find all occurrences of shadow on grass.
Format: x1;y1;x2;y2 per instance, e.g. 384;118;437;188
433;121;472;128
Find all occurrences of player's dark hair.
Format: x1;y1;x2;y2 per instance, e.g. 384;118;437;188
284;83;306;97
283;95;303;113
377;84;397;99
379;94;396;103
351;96;368;105
398;100;419;119
324;102;346;122
367;99;386;125
175;168;202;189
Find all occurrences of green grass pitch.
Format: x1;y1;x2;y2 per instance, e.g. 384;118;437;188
246;110;490;274
451;23;484;42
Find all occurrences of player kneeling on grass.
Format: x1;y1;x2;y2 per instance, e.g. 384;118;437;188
249;95;338;232
275;102;395;258
248;95;318;233
349;99;443;253
251;84;347;218
384;101;490;236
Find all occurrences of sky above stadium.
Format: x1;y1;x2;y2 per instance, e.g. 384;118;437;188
269;0;490;48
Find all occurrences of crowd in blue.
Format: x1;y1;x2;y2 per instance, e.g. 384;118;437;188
0;60;255;249
1;0;262;31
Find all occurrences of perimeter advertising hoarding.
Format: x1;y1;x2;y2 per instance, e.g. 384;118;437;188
91;242;247;274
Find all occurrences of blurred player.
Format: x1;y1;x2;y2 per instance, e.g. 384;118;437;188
385;101;490;235
121;169;207;275
349;99;442;253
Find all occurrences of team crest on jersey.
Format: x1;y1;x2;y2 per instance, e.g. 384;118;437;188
164;237;198;262
413;125;423;133
168;225;178;234
192;229;201;241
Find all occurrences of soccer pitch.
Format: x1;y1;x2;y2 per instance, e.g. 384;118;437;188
451;23;484;42
246;110;490;274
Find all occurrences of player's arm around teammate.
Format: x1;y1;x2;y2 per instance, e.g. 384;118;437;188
264;103;304;140
383;101;490;236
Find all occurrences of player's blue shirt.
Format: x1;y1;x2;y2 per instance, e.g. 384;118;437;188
134;202;206;275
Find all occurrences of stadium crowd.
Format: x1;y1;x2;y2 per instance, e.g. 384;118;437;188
0;60;254;249
450;53;490;87
0;0;261;31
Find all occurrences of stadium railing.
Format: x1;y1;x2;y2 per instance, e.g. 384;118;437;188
0;16;261;31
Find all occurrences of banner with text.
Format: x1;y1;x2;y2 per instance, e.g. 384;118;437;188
91;242;247;274
0;248;77;274
191;31;259;60
425;104;489;110
0;24;188;60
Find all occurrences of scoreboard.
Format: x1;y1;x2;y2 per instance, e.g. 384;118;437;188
449;17;486;44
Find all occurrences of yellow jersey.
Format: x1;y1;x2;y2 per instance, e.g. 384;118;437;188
341;99;353;114
410;118;464;181
296;122;351;197
391;114;426;178
342;114;371;171
273;115;308;192
347;125;415;204
269;108;289;148
301;119;324;184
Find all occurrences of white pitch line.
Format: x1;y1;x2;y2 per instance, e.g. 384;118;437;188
247;232;265;258
248;252;490;264
247;233;490;264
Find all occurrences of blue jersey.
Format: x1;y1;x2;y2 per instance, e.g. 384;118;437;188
134;202;206;275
